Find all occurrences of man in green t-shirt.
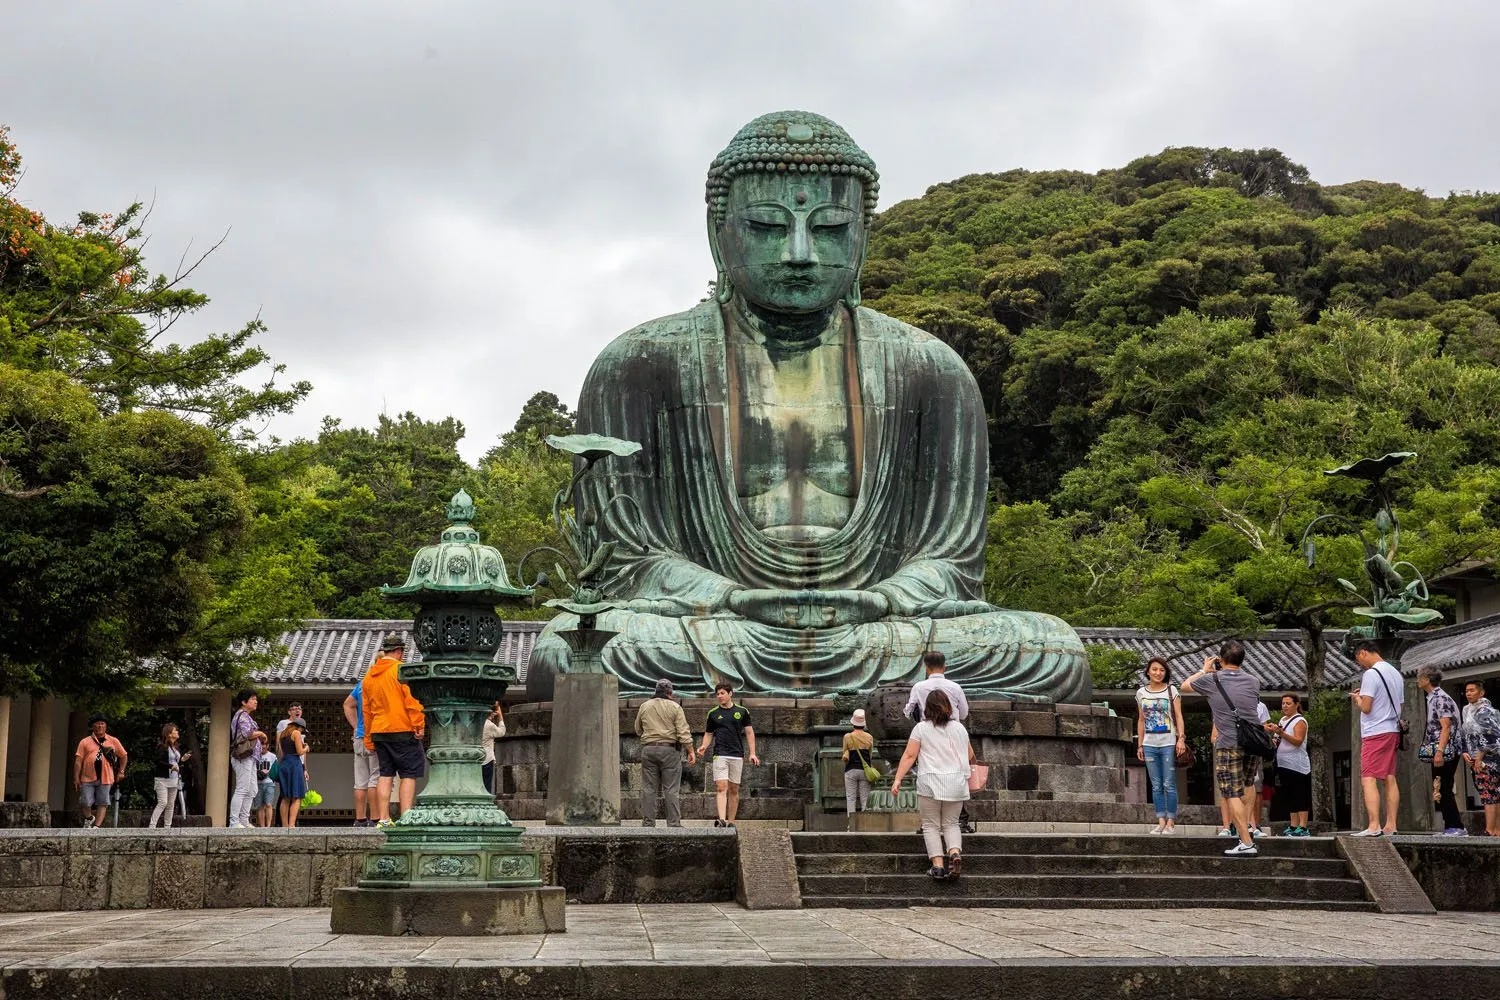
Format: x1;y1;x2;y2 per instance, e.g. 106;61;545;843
697;682;759;828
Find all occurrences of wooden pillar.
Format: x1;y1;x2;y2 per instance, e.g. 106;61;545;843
205;691;231;826
25;696;53;805
63;709;86;815
0;696;10;801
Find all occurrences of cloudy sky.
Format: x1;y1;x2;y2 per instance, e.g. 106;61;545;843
6;1;1497;460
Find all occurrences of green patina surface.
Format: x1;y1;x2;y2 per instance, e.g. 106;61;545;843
531;111;1090;702
359;491;542;889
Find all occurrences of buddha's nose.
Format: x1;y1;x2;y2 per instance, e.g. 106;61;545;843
783;218;814;266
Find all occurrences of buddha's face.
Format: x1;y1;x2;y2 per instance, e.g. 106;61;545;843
717;172;865;314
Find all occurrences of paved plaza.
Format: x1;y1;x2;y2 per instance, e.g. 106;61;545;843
1;903;1499;1000
4;903;1500;964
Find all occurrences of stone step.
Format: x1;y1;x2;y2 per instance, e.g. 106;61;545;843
797;872;1369;902
799;894;1380;911
795;852;1353;878
791;832;1342;859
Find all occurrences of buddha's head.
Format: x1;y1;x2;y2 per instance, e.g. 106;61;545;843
706;111;879;315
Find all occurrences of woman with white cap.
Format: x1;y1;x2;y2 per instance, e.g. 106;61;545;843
841;709;876;827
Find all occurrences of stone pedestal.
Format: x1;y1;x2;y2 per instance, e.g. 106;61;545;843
545;673;621;825
330;885;565;935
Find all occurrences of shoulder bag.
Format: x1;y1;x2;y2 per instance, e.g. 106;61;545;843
1212;672;1276;760
1371;667;1411;751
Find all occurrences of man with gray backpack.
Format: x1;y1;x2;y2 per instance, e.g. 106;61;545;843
1181;639;1270;857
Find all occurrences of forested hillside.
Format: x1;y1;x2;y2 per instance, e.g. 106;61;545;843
864;147;1500;640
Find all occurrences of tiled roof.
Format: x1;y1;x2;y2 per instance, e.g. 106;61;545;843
1399;613;1500;675
247;619;545;688
1074;627;1361;692
242;617;1488;694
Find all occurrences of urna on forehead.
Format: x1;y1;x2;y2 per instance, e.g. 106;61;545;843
705;110;880;227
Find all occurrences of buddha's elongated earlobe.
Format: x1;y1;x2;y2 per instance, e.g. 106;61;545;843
708;210;734;303
844;227;868;309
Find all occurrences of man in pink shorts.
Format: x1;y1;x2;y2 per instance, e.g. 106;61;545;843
1351;640;1404;836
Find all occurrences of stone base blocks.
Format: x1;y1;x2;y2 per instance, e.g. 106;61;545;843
329;885;565;935
501;695;1145;824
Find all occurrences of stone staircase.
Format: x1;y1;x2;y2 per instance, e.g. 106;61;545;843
792;832;1377;910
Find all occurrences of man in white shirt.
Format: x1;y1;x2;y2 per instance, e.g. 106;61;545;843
906;652;969;724
1350;639;1404;836
905;651;972;831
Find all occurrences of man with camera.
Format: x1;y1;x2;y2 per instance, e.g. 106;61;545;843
73;714;128;829
1181;640;1263;857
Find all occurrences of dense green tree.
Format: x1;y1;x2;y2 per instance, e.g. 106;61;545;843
484;391;575;462
864;146;1500;500
0;126;315;702
0;126;309;437
0;366;252;698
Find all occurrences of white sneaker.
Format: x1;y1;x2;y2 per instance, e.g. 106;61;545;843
1351;828;1384;838
1150;824;1165;835
1216;827;1235;837
1224;842;1259;857
1440;828;1469;837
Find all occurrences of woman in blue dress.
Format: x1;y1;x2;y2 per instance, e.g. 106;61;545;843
277;719;309;828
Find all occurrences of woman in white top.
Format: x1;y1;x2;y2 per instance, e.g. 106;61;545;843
1135;657;1187;834
1267;692;1311;836
890;689;974;881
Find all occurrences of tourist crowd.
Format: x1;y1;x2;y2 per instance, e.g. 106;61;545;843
69;632;1499;849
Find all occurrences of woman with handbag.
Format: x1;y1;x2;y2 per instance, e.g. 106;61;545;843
1460;681;1500;837
1135;657;1187;834
148;724;190;828
889;690;975;881
841;709;878;828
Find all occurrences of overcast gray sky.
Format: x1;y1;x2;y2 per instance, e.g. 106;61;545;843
6;1;1498;460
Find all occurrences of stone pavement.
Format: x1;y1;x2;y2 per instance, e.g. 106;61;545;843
1;904;1498;998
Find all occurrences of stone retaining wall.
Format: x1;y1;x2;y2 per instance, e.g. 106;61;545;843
1394;838;1500;911
0;829;376;911
0;828;739;911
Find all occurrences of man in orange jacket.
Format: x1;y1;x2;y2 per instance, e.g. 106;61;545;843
361;633;425;825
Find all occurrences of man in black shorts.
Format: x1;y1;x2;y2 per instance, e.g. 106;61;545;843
696;682;758;828
360;633;426;826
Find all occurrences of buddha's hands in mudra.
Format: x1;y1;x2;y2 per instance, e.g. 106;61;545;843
728;589;890;628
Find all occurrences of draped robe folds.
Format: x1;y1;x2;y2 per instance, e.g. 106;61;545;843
530;301;1090;702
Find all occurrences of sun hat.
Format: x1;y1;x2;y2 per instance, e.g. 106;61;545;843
850;709;867;727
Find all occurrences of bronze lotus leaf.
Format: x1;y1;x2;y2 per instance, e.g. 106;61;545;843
1324;452;1417;482
545;433;642;466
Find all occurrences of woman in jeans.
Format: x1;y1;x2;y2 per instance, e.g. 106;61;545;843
148;723;190;828
890;690;974;880
841;709;875;828
1135;657;1186;834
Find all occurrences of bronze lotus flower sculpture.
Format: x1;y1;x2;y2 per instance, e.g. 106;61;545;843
517;434;644;613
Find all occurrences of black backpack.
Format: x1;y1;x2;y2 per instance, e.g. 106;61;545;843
1213;672;1277;760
